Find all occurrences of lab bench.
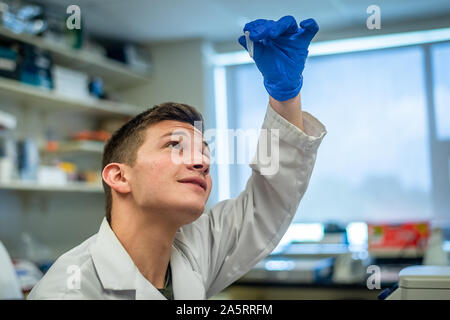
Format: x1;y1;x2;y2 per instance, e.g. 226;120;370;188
222;281;383;300
216;249;424;300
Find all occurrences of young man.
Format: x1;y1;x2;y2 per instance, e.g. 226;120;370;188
28;16;327;300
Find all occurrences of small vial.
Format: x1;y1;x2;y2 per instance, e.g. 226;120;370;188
244;31;254;58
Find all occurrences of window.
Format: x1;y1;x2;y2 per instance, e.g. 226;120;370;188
299;47;431;223
432;42;450;141
226;64;266;198
220;41;447;224
429;42;450;223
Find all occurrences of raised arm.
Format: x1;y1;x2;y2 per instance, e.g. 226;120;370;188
270;94;304;131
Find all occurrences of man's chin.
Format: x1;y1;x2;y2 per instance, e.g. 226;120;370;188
174;201;205;224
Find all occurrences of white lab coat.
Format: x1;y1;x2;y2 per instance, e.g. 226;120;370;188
0;241;23;299
27;103;326;300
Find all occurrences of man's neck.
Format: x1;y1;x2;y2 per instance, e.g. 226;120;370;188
110;206;179;289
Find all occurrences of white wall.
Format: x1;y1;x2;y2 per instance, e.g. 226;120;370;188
121;38;207;111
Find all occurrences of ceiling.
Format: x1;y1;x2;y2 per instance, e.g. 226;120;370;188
33;0;450;43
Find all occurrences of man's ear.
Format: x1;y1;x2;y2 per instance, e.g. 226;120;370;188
102;163;131;194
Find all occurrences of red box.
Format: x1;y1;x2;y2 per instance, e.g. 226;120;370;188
368;222;430;251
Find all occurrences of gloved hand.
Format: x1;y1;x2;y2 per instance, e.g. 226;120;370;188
238;16;319;101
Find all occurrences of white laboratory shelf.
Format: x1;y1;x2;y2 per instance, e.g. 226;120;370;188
0;180;104;193
0;26;150;89
41;140;104;155
0;77;143;117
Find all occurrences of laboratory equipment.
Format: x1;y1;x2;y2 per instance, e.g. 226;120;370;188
384;265;450;299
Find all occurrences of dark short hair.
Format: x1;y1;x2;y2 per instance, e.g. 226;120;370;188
102;102;205;223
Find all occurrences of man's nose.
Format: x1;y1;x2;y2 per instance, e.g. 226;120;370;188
189;150;210;173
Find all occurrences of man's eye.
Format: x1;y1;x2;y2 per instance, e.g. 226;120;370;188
167;141;182;149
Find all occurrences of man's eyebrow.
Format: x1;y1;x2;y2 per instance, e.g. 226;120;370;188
160;131;209;149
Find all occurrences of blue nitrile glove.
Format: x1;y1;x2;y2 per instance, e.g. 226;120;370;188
238;16;319;101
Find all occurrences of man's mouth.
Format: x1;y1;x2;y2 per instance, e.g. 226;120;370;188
178;176;207;191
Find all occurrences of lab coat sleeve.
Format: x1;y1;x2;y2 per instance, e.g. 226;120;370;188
176;102;327;298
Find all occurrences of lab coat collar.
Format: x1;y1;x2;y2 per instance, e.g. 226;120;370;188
90;218;138;291
134;244;205;300
90;218;205;299
170;243;205;300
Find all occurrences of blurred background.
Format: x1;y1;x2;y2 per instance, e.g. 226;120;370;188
0;0;449;299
